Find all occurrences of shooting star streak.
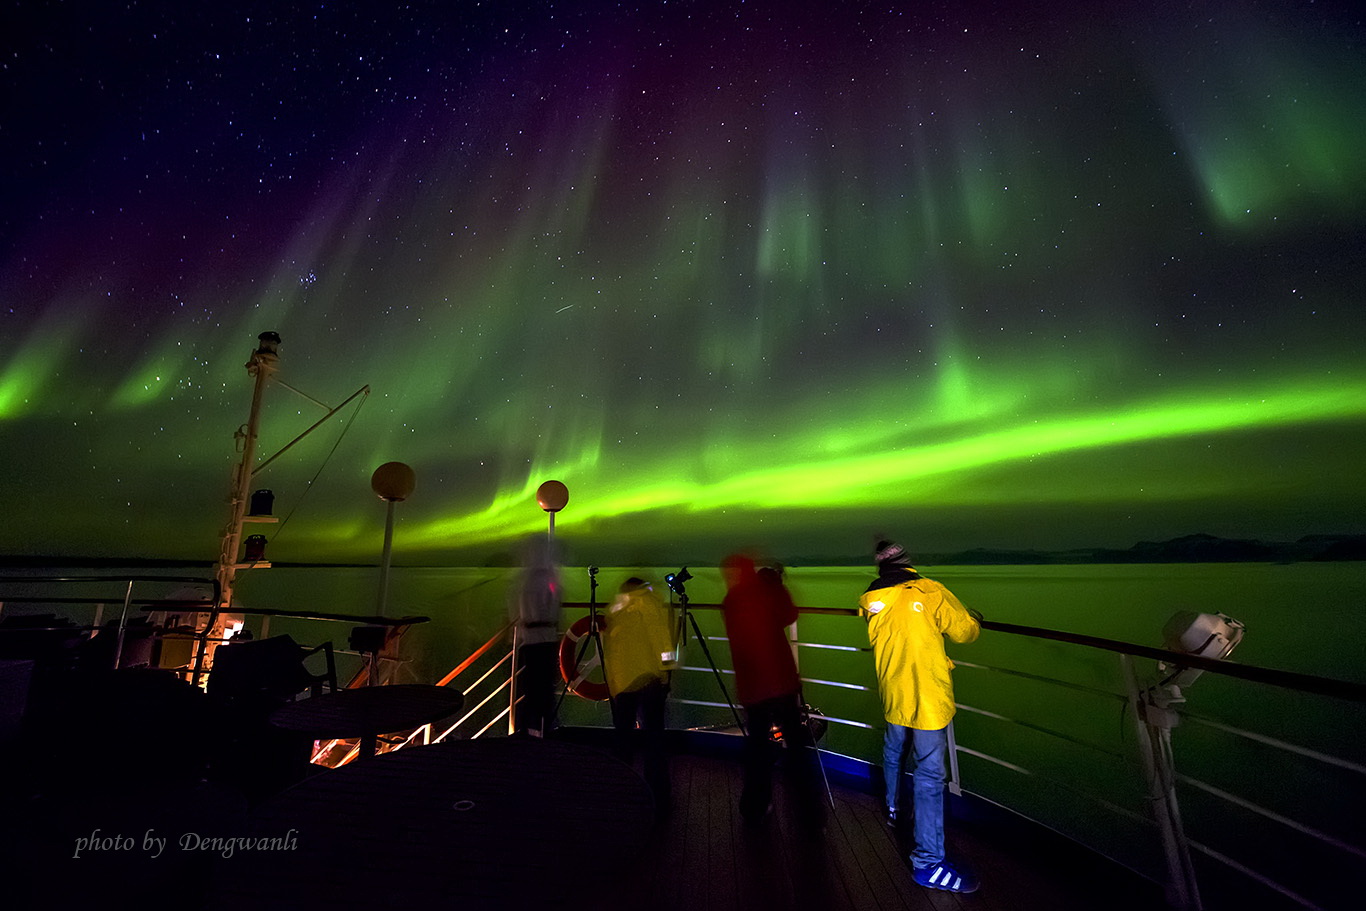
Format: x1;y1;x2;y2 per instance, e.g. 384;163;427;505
554;305;574;314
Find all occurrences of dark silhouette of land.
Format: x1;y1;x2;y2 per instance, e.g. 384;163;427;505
787;532;1366;566
3;532;1364;569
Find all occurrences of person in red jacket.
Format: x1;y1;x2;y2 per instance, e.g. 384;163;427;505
721;554;824;824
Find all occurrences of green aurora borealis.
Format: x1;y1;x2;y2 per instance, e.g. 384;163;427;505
1;1;1364;564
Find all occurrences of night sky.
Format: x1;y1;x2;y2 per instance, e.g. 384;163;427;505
2;0;1364;565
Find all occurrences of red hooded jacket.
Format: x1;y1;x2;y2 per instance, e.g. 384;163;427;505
721;556;801;705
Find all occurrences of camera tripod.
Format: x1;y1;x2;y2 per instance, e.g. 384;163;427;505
552;565;613;725
665;567;745;733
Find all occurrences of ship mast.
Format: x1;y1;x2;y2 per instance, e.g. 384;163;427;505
213;331;371;617
216;331;282;612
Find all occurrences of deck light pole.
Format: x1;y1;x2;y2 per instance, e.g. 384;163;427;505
371;461;416;618
508;480;569;733
535;479;569;538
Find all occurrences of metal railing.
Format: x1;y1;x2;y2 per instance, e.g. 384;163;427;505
922;618;1356;911
315;622;519;767
428;621;517;742
0;574;436;688
15;573;1354;909
548;599;1362;911
0;573;222;671
0;573;438;772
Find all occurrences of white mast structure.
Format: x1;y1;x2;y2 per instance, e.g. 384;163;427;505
215;331;282;614
214;331;371;619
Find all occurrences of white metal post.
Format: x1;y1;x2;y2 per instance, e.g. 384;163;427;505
377;498;397;618
946;720;963;797
216;334;280;613
1121;654;1202;911
508;624;520;735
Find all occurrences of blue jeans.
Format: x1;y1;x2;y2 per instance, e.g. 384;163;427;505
884;724;948;869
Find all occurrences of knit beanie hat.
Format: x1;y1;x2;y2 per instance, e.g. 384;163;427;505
874;540;913;568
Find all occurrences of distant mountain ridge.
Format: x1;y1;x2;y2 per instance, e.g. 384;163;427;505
790;533;1366;567
4;533;1365;569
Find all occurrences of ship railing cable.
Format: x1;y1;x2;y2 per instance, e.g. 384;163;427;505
262;386;370;545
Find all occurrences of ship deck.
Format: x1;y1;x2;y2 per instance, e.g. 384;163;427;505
197;731;1162;910
593;739;1165;911
5;723;1165;911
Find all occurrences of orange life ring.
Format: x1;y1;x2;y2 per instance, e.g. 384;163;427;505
558;614;610;702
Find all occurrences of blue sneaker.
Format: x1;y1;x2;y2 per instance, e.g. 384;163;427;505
885;806;898;828
913;861;979;893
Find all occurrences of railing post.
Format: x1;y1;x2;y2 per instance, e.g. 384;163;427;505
1121;655;1202;910
945;720;963;797
507;624;520;735
112;579;134;670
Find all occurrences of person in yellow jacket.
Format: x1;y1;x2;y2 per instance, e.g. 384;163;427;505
859;540;981;894
601;577;677;800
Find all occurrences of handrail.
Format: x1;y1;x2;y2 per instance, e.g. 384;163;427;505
0;574;221;607
565;594;1360;910
979;619;1366;703
0;574;429;691
225;606;430;627
436;622;513;687
564;601;1366;704
0;573;225;671
300;579;1360;911
314;623;515;767
0;574;219;585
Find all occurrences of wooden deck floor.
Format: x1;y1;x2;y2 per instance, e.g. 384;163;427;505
600;746;1165;911
3;731;1166;911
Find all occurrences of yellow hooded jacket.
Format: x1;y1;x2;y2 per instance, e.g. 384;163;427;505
859;574;980;730
602;584;677;696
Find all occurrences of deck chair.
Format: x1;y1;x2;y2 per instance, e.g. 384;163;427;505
208;634;337;705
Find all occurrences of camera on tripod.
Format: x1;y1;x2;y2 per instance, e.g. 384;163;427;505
664;567;692;596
